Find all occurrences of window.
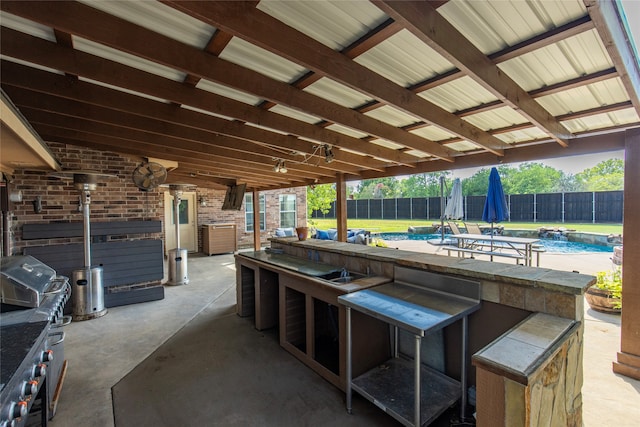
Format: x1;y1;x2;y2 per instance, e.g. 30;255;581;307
279;194;296;228
171;199;189;225
245;194;265;232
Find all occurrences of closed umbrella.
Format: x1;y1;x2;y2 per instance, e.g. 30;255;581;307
444;178;464;220
482;167;509;253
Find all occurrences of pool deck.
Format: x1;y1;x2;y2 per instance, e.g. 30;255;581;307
385;238;639;426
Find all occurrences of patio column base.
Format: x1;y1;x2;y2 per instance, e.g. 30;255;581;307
613;351;640;381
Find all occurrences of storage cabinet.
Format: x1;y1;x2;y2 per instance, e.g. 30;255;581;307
202;223;237;255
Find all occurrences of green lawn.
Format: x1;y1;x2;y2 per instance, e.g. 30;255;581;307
308;219;623;235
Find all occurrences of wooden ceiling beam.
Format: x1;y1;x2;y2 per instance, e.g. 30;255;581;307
0;3;429;163
0;66;388;172
7;88;364;175
164;1;505;157
38;131;303;186
374;0;572;148
585;0;640;113
26;112;332;180
0;33;416;167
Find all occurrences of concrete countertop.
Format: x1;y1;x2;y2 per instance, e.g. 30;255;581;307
269;237;596;296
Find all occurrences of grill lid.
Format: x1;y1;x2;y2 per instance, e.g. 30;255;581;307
1;255;57;307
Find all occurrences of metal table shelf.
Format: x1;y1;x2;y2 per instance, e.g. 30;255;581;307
339;268;481;427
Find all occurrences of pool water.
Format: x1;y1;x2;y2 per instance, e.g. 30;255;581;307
377;233;613;254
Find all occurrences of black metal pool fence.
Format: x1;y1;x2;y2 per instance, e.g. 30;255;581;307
311;190;623;223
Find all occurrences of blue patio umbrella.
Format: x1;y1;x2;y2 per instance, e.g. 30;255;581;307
482;167;509;252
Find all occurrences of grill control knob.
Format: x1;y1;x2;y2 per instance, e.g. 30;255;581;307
8;401;27;420
32;363;46;378
22;380;38;396
41;350;54;362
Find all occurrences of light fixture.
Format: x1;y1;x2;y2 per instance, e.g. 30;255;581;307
199;196;207;207
323;144;334;163
273;159;288;173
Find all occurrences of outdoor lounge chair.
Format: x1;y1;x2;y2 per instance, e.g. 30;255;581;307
465;222;483;235
447;222;462;235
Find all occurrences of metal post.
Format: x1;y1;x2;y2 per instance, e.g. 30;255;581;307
562;192;565;223
460;316;468;421
414;335;421;425
592;191;596;223
345;307;353;414
81;189;91;268
533;193;537;223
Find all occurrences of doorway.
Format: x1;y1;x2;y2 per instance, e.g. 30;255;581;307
164;191;197;253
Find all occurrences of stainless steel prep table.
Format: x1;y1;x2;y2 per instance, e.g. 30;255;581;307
338;267;481;427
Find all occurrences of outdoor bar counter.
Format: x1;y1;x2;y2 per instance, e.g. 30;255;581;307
235;237;595;426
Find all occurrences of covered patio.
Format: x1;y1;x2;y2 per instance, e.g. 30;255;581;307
1;1;639;425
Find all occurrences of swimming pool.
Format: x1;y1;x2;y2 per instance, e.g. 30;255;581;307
377;232;614;254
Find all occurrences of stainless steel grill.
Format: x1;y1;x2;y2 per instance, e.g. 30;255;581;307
1;255;71;425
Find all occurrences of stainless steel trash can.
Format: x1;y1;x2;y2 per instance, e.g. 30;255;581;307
72;266;107;321
167;248;189;285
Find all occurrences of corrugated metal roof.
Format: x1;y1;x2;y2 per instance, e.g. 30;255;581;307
219;37;308;84
364;105;421;127
77;0;215;49
0;0;637;190
354;29;454;87
536;78;630;116
419;76;498;113
1;12;56;41
304;77;372;109
439;0;586;55
257;0;387;50
196;79;263;106
498;30;613;91
74;37;186;82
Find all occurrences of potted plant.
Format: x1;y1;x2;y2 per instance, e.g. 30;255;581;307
585;266;622;313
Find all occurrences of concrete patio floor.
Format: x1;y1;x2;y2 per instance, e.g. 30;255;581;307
47;241;638;427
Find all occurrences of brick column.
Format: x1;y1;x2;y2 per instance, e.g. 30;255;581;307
613;128;640;380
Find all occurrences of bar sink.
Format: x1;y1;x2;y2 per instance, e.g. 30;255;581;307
318;270;366;283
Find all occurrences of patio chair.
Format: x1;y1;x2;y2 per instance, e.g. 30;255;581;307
465;222;483;235
447;222;462;235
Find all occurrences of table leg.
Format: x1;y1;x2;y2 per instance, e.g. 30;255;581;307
414;334;421;426
346;307;352;414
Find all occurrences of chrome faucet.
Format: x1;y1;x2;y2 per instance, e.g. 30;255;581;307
340;268;349;278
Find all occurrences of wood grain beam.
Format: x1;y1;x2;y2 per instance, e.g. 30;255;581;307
7;88;364;176
374;0;572;147
0;65;387;172
164;0;505;156
0;3;431;163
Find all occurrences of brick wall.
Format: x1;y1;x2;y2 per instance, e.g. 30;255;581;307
7;142;163;255
6;142;308;255
196;186;307;250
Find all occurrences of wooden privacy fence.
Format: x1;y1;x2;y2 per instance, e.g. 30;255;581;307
311;191;623;223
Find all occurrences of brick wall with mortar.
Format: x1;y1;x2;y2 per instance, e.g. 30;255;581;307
196;186;307;250
8;142;164;256
6;142;308;255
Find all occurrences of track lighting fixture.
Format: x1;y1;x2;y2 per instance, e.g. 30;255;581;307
273;159;288;173
323;144;334;163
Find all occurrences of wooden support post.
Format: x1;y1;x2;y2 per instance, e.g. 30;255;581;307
253;188;261;251
336;173;347;242
614;128;640;380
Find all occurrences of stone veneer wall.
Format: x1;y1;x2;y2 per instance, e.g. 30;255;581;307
268;239;590;426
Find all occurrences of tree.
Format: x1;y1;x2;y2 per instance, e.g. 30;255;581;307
575;159;624;191
355;177;400;199
508;163;563;194
399;172;450;197
306;184;336;225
